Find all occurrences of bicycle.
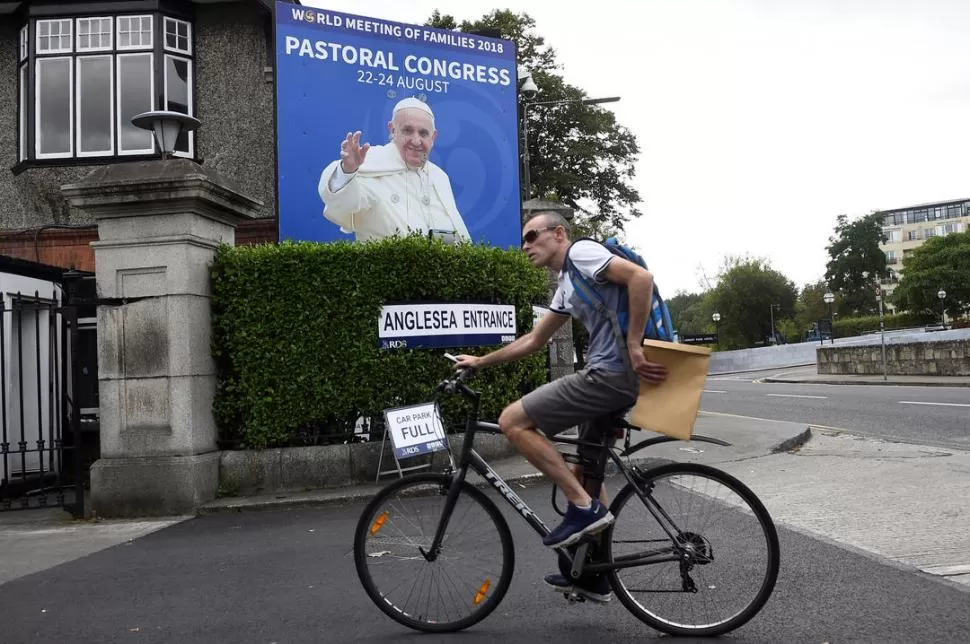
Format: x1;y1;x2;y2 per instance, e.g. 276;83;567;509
353;362;780;637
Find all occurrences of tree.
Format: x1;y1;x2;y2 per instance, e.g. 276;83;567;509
824;212;888;315
425;10;642;233
666;291;710;334
707;256;798;348
795;280;831;335
890;230;970;317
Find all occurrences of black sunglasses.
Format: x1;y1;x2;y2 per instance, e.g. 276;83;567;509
522;225;559;245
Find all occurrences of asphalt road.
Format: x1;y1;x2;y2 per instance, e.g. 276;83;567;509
701;367;970;449
2;477;968;644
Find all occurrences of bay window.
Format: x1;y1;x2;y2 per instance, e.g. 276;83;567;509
17;12;195;165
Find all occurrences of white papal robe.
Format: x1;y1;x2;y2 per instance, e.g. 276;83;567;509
318;143;470;243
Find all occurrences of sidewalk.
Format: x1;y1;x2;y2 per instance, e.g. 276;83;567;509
760;372;970;387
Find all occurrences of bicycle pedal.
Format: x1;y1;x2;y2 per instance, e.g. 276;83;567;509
563;591;586;604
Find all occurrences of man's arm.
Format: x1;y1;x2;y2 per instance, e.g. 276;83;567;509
600;257;667;383
453;310;569;370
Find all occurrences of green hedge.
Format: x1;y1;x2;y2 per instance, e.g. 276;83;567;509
832;311;936;338
211;237;550;449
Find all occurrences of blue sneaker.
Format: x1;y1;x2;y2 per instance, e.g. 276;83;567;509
544;573;613;603
542;499;614;548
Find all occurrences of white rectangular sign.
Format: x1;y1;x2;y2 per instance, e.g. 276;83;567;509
378;303;517;349
383;402;449;459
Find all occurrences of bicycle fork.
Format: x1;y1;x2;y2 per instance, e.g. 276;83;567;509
419;469;466;562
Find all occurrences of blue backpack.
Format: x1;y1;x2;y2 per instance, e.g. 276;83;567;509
564;237;677;346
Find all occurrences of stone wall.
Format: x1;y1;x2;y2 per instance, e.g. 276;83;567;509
219;432;518;496
193;2;277;222
817;340;970;376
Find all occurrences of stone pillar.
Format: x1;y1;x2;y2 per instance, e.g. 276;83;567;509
522;198;575;381
61;159;261;517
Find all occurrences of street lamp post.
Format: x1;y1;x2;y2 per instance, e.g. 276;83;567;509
520;96;621;201
937;289;947;327
863;271;888;381
769;304;780;344
823;291;835;345
712;312;721;345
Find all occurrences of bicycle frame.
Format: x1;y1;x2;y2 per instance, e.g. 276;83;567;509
422;378;693;574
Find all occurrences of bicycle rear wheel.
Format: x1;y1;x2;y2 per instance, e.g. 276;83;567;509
353;473;514;633
606;463;779;637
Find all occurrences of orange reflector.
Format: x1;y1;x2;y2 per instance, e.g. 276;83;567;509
370;511;388;536
473;579;491;606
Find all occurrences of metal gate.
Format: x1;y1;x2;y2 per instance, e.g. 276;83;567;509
0;293;84;517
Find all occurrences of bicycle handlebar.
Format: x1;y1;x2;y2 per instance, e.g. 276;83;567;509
436;367;477;395
435;355;479;396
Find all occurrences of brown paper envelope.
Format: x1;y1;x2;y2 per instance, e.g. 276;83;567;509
629;340;712;440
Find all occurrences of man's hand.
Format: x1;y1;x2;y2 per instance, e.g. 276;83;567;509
629;347;667;384
453;354;483;372
340;131;370;174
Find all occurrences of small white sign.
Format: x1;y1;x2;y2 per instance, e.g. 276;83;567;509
383;402;448;459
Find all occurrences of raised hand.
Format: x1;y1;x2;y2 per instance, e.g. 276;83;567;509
339;131;370;174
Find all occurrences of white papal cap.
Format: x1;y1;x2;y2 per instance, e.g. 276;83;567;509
393;97;435;122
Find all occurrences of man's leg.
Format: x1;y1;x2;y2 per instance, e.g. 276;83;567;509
570;464;608;505
499;399;614;550
498;401;591;507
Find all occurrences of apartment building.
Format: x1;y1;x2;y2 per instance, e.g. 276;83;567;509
877;198;969;302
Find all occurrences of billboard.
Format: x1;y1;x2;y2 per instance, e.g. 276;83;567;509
274;3;521;249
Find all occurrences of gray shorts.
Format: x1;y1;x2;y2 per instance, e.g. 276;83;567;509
521;367;639;461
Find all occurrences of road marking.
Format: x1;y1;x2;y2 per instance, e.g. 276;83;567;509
898;401;970;408
703;389;727;394
766;393;828;399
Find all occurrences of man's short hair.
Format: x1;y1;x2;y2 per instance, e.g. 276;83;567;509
526;211;571;238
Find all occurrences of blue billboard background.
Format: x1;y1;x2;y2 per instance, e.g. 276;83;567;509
275;3;521;249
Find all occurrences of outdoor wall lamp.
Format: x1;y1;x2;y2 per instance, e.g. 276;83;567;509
131;110;201;160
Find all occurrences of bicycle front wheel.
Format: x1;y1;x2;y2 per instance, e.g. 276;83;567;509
606;463;780;637
353;473;514;633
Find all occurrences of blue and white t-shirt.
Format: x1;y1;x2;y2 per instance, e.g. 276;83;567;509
550;240;628;373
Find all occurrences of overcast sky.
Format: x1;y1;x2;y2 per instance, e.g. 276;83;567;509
300;0;970;295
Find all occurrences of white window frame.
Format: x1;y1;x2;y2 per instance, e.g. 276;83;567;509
35;56;74;159
76;17;113;53
76;55;115;158
116;15;153;51
20;25;28;61
36;19;74;55
164;54;194;157
163;17;192;55
116;52;155;156
19;64;27;161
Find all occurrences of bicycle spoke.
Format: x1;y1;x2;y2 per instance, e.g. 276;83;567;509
355;475;513;633
607;464;778;637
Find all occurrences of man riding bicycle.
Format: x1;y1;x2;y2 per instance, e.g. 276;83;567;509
453;211;668;602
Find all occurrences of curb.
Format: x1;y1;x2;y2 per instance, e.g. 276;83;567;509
707;363;815;377
770;427;813;454
198;456;671;515
762;377;970;387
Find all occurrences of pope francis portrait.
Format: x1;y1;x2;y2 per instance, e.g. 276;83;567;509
317;98;471;243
